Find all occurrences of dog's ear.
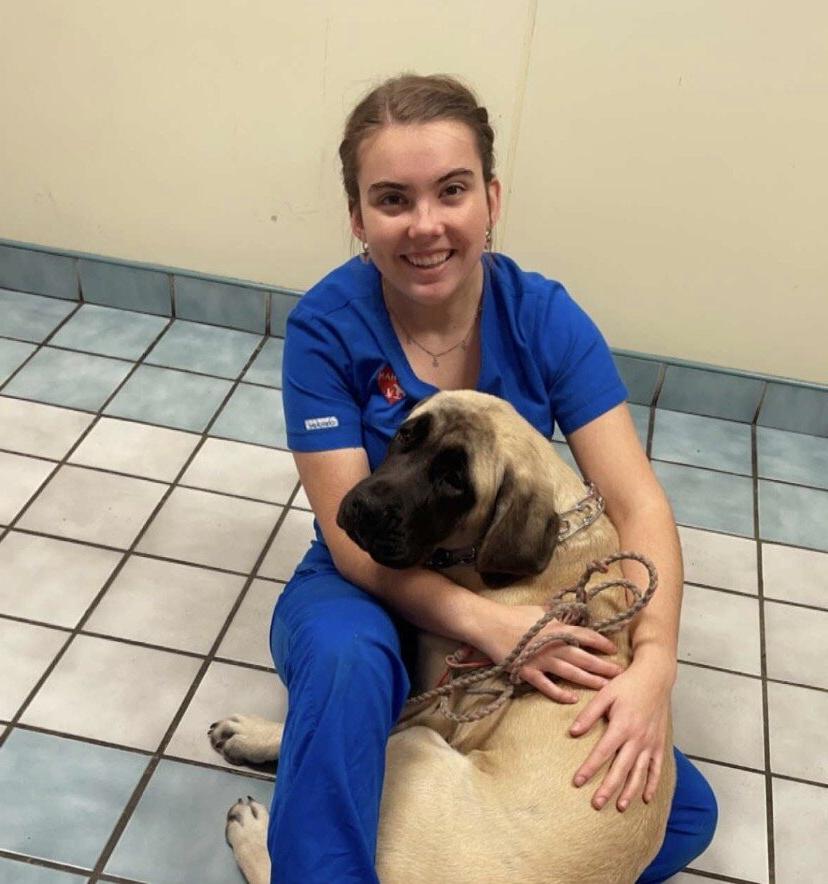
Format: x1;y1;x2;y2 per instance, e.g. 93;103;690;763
476;467;559;588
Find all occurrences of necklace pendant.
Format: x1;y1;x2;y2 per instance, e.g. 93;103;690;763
432;356;439;368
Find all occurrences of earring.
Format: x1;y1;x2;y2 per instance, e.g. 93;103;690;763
485;228;493;251
361;240;371;263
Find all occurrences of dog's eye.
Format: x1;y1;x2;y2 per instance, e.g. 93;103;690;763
441;469;466;492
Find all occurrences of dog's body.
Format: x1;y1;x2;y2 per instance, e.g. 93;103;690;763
213;391;675;884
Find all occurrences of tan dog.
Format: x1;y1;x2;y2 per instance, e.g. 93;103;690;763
211;390;675;883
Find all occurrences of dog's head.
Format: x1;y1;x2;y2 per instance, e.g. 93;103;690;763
336;391;561;587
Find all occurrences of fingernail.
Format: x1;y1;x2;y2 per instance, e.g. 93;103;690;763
594;796;606;809
574;776;585;787
618;799;628;811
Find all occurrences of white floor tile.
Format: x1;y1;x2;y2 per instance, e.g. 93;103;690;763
137;487;281;573
693;760;768;883
21;634;201;750
767;682;828;784
17;465;168;548
0;619;68;719
773;777;828;884
0;531;121;627
180;437;298;504
69;417;199;482
165;660;285;769
762;543;828;609
764;600;828;690
217;578;283;669
678;584;761;675
677;526;758;594
85;556;245;654
673;664;765;769
0;396;93;459
0;452;55;524
258;508;316;581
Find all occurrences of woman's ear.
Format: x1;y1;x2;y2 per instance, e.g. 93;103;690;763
350;205;365;242
476;466;559;588
486;177;502;229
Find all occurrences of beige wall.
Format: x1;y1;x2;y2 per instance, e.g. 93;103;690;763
2;1;826;383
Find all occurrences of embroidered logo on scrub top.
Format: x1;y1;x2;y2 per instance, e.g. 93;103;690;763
378;365;405;404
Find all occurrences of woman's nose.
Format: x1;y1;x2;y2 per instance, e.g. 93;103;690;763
408;202;445;238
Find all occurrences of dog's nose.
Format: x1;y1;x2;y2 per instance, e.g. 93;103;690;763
339;490;383;538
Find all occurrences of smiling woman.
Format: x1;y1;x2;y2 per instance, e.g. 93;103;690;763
234;74;717;884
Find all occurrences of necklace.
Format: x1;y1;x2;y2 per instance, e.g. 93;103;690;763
386;299;482;368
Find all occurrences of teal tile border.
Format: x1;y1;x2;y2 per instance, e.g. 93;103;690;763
0;244;78;301
2;239;826;435
173;275;268;333
658;364;765;423
758;382;828;438
79;257;171;316
613;353;661;406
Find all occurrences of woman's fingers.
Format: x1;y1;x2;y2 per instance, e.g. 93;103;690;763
518;668;579;704
568;627;618;656
643;748;664;803
553;645;623;678
617;751;651;811
534;657;609;691
589;742;640;810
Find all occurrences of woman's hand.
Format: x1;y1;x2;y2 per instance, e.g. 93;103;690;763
569;652;674;811
473;604;624;704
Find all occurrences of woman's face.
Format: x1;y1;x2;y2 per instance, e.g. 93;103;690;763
351;120;501;309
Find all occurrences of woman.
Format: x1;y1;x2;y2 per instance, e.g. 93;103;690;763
273;73;717;883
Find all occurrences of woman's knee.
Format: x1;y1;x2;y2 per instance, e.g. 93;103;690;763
273;575;410;702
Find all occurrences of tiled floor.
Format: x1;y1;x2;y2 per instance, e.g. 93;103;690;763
1;289;826;883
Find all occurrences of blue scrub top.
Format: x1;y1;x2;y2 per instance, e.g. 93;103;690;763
282;252;627;570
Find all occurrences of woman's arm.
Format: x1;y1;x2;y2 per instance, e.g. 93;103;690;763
565;402;682;810
293;447;623;700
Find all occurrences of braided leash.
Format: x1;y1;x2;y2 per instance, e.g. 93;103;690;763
405;552;658;723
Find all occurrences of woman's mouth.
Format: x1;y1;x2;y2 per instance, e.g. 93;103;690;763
402;250;455;269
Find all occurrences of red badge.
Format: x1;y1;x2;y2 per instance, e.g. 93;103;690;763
378;365;405;404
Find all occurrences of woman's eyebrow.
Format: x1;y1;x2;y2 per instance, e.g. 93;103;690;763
367;168;475;193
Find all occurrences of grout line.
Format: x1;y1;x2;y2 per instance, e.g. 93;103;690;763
0;850;95;879
752;423;776;882
0;610;279;674
0;395;290;453
86;492;295;882
83;335;289;881
679;867;762;883
0;305;84;395
683;579;828;615
0;447;298;507
169;273;177;319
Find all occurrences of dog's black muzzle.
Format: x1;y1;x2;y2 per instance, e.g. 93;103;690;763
337;476;425;569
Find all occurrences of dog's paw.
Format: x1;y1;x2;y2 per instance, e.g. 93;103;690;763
209;714;283;765
226;797;270;884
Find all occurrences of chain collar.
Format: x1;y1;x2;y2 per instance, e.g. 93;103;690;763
425;481;605;571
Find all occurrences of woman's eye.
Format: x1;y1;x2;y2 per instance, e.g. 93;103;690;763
443;184;465;198
380;193;405;207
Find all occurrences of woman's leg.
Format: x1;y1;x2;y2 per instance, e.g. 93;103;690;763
267;568;410;884
637;748;718;883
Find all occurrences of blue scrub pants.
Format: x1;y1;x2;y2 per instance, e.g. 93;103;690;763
268;567;717;884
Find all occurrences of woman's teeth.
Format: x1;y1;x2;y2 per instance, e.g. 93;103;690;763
404;251;452;268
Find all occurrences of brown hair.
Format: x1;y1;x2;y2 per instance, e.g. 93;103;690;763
339;73;496;214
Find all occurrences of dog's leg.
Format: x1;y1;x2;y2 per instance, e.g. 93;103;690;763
209;715;283;765
226;797;270;884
